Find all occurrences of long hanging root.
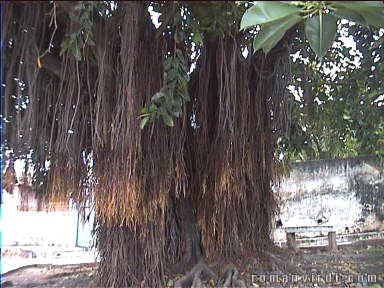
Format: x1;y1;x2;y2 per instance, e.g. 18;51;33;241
174;261;217;288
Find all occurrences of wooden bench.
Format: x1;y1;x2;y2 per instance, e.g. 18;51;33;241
284;225;337;251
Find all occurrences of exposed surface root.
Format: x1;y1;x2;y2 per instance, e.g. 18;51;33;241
221;266;246;288
174;261;217;288
267;251;288;273
175;262;249;288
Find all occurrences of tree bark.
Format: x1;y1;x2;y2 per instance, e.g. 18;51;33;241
179;196;204;271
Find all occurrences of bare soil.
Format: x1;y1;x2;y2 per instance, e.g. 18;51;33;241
2;239;383;288
247;239;384;288
1;263;96;288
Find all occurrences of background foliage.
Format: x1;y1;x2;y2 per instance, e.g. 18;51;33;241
281;22;383;162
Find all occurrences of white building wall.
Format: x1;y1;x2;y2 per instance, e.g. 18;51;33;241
1;189;79;247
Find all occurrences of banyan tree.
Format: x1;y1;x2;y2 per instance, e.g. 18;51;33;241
3;1;383;287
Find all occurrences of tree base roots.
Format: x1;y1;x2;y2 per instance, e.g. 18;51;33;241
174;261;246;288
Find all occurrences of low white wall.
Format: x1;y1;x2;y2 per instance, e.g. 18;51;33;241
1;191;78;247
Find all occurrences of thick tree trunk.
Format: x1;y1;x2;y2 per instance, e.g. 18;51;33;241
95;195;203;287
164;156;205;271
177;196;204;271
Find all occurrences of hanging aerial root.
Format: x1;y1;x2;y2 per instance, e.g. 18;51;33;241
92;1;189;287
191;36;282;261
95;221;166;288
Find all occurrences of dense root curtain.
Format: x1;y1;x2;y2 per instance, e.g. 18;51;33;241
3;2;93;202
191;36;290;260
92;2;188;287
4;2;189;287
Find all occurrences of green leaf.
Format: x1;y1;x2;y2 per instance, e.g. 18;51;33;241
175;49;185;60
169;109;181;118
181;92;190;101
253;14;302;54
162;113;174;127
142;48;189;128
192;32;203;45
240;1;301;30
330;1;384;27
149;103;158;113
332;8;368;26
140;117;150;130
151;92;165;102
330;1;384;11
87;37;96;46
74;4;84;12
305;12;337;59
359;10;384;28
73;46;82;61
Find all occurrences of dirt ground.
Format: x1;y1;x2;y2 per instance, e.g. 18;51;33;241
1;263;96;288
2;239;383;288
246;239;384;288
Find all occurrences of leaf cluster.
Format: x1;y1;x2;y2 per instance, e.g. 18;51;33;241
60;1;99;61
241;1;384;58
140;49;190;129
282;22;383;161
